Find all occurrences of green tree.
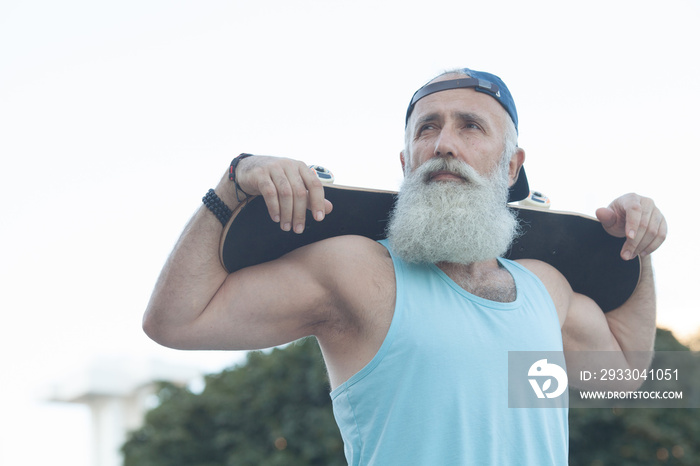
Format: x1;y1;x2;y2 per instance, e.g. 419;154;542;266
122;337;345;466
569;329;700;465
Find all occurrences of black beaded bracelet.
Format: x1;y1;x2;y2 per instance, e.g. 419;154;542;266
202;189;233;226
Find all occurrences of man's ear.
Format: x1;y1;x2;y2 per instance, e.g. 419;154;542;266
508;147;526;187
400;151;407;175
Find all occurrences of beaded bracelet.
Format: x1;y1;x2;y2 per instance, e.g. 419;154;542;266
229;153;254;202
202;189;233;226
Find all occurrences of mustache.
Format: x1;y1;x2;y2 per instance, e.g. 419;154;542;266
411;158;488;186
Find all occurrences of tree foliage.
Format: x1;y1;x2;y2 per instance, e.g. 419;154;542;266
569;329;700;465
124;330;699;465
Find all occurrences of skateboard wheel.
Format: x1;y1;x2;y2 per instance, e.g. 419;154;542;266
310;165;334;184
519;190;551;209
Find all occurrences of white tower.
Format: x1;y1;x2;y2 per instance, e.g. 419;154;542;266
49;356;202;466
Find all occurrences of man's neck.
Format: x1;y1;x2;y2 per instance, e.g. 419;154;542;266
436;259;516;303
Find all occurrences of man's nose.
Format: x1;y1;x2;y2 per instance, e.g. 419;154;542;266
434;128;459;158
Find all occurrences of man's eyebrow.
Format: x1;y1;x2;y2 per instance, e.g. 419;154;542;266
454;111;490;128
414;113;440;128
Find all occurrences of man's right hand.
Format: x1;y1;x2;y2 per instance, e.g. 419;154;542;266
233;155;333;234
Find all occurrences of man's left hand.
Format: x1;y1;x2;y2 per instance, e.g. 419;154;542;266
595;193;667;261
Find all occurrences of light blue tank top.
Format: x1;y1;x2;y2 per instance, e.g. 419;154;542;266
330;240;568;465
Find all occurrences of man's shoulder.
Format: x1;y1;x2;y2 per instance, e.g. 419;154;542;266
273;235;391;276
514;258;572;323
307;236;394;299
300;235;391;266
513;258;568;287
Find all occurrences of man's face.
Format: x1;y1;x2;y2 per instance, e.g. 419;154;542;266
402;81;517;183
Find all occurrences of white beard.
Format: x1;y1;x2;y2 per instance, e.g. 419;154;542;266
386;157;519;265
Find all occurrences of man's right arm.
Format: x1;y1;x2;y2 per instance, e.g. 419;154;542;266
142;156;335;350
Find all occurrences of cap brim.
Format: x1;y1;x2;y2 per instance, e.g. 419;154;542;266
508;166;529;203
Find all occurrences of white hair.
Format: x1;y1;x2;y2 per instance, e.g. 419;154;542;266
386;155;520;266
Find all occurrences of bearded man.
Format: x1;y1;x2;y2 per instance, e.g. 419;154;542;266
143;68;667;465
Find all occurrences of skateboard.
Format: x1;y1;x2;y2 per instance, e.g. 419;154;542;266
220;184;640;312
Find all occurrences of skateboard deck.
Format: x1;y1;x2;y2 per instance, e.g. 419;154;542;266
220;185;640;312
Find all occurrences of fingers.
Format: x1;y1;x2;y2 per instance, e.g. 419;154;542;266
619;196;644;261
606;194;667;261
303;167;332;222
625;204;667;259
240;156;330;234
288;166;319;233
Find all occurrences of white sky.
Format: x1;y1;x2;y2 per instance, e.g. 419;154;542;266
1;0;699;464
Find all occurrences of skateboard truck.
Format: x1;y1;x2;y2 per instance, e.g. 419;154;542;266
310;165;335;184
519;190;551;209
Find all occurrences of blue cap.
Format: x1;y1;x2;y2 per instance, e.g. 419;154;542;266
405;68;518;132
404;68;528;202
